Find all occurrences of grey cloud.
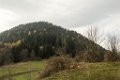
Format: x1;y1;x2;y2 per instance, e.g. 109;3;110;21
0;0;120;29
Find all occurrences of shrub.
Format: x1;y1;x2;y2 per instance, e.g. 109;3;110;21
0;46;13;65
75;51;84;62
39;56;72;79
104;51;119;61
75;51;100;63
20;49;29;61
83;50;99;62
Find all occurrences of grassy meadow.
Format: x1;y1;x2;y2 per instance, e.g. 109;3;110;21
0;60;46;80
42;62;120;80
0;61;120;80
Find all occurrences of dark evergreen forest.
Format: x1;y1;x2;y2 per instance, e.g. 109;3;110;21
0;22;105;65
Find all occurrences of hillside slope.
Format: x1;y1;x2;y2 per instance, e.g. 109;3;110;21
0;22;105;63
42;62;120;80
0;61;120;80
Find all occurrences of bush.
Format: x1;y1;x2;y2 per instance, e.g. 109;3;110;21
0;46;13;65
83;50;99;62
104;51;119;62
20;49;29;61
75;51;100;63
39;56;72;79
75;51;84;62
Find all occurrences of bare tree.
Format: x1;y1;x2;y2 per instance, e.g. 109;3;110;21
30;49;36;60
83;26;105;62
86;26;104;44
104;34;120;61
86;26;104;51
3;46;13;80
107;34;120;53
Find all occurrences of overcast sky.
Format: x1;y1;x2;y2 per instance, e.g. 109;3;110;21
0;0;120;36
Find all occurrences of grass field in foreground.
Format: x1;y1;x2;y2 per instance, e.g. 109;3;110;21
43;62;120;80
0;61;120;80
0;60;46;80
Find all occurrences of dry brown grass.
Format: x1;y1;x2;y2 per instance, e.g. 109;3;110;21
38;56;72;79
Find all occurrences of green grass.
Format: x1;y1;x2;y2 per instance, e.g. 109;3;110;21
43;62;120;80
0;60;46;80
0;60;120;80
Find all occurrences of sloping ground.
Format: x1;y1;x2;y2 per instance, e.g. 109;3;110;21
42;62;120;80
0;60;46;80
0;60;120;80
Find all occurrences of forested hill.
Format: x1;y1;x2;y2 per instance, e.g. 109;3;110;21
0;22;85;43
0;22;105;63
0;22;89;51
